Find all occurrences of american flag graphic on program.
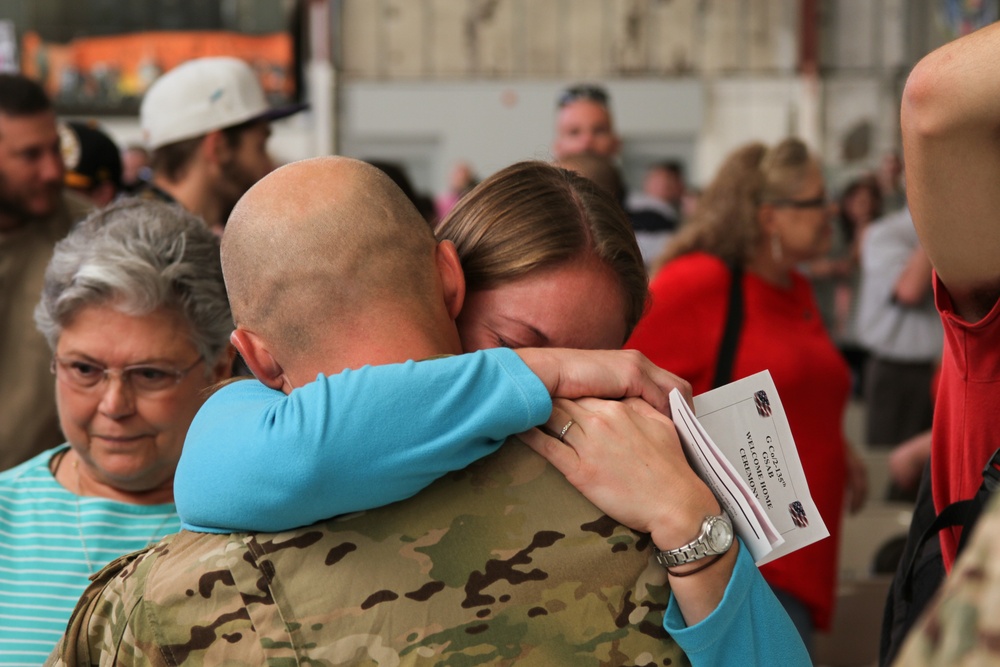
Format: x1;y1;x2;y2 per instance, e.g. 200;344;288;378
789;501;809;528
753;390;772;417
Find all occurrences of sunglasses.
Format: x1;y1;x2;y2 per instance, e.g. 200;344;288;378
557;84;610;109
766;194;829;210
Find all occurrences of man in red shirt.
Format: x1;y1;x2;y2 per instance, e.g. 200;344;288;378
881;19;1000;665
900;21;1000;574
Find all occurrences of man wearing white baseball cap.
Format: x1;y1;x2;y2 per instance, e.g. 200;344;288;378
139;56;307;235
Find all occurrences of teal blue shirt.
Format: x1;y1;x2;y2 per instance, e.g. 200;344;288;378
0;446;179;663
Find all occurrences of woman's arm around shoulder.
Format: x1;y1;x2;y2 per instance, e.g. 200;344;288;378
175;349;551;533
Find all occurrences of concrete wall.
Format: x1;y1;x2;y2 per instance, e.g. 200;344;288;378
337;78;703;193
59;0;983;199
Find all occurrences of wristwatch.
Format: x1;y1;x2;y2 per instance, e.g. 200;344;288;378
654;513;734;568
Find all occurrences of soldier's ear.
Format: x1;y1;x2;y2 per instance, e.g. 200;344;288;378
230;328;285;391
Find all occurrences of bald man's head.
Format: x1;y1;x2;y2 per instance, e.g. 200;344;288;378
222;157;458;374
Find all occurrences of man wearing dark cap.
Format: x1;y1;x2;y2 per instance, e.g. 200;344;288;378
139;56;307;235
0;73;91;470
59;120;123;207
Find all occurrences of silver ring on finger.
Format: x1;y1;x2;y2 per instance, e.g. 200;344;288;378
557;419;576;442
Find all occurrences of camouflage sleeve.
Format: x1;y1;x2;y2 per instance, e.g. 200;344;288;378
47;545;172;667
892;492;1000;665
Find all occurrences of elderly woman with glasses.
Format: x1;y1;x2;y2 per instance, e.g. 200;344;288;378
0;198;234;662
627;138;869;657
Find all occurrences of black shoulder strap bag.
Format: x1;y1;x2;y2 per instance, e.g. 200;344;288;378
879;448;1000;665
712;263;744;389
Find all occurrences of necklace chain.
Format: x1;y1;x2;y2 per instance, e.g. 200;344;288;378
73;458;174;575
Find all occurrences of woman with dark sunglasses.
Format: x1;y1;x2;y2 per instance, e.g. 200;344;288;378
628;137;869;657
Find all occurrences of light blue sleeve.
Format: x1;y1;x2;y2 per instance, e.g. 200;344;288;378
665;541;812;667
175;348;552;533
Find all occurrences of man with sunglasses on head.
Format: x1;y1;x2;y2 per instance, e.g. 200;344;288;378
552;84;621;161
553;84;683;268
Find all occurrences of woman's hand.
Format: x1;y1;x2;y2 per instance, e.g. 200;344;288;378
515;348;693;416
521;396;715;540
519;396;735;626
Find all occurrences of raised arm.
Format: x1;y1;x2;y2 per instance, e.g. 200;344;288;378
901;22;1000;321
175;347;691;533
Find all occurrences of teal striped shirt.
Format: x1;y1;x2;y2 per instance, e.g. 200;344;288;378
0;446;179;665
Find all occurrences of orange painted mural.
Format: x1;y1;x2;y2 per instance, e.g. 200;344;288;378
21;30;296;112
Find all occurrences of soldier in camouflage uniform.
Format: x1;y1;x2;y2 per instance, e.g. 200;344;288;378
53;438;683;666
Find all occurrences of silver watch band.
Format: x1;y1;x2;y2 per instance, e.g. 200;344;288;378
656;541;715;568
653;513;733;568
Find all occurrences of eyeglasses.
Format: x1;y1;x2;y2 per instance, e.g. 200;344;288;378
766;195;829;210
51;356;204;394
557;84;610;109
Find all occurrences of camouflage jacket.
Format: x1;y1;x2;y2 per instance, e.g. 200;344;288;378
892;491;1000;666
51;439;684;666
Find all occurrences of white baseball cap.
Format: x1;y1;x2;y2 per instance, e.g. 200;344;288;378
140;56;307;150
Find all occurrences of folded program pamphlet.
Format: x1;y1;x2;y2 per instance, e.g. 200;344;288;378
669;370;828;566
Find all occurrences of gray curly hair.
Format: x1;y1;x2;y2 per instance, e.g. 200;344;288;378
34;198;232;365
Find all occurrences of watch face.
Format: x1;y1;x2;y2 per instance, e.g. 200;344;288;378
707;517;734;552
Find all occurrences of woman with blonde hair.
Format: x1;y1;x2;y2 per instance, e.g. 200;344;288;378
439;159;645;350
628;138;867;654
